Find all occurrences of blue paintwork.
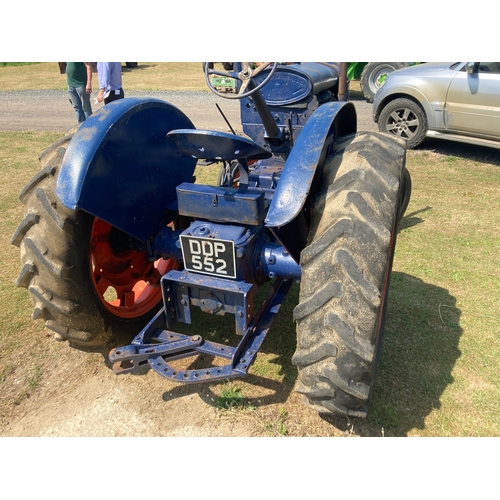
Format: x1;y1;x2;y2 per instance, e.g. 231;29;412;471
177;219;264;284
266;100;356;229
153;226;183;261
57;97;197;242
152;219;301;282
101;63;359;384
167;129;272;161
258;242;301;280
176;182;266;225
252;62;340;105
163;269;254;335
264;101;356;263
240;62;343;152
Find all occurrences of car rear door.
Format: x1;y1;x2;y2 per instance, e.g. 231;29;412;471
444;62;500;138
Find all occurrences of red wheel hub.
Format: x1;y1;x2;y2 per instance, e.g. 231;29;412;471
89;218;177;318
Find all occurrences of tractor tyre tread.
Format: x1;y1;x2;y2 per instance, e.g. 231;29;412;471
12;136;153;348
293;131;409;417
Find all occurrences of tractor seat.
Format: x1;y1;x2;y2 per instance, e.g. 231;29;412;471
167;129;272;162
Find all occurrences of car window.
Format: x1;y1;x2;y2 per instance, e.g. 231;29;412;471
477;62;500;73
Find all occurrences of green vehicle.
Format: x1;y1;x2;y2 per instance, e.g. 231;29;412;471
205;62;238;93
348;62;416;103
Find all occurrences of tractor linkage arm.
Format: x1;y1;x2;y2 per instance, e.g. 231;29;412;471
109;278;293;382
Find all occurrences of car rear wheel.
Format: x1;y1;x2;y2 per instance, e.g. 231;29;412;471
378;97;427;149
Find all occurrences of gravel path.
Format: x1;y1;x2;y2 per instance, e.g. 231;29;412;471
0;89;377;133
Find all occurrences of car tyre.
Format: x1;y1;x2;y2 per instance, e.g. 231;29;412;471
378;97;428;149
360;62;408;103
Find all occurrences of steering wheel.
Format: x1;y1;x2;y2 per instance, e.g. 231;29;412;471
204;62;278;99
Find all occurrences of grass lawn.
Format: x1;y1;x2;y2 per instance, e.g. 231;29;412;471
0;62;207;92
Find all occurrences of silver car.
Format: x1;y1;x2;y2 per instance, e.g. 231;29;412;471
373;62;500;149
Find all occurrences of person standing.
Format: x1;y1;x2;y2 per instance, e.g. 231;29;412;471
96;62;124;104
66;62;93;123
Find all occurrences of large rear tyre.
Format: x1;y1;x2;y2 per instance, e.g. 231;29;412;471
11;136;176;348
293;132;409;418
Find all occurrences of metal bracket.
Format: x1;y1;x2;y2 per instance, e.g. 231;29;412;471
109;333;203;375
163;269;254;335
109;278;293;383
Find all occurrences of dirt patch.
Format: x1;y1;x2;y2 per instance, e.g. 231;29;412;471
1;335;255;436
1;332;352;437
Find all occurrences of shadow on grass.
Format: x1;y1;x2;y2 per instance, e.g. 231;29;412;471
161;373;293;408
354;272;461;435
398;205;432;232
98;270;461;436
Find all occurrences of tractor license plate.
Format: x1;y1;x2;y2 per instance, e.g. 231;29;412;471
180;235;236;279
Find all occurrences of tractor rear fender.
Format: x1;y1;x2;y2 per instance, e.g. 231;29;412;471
265;101;357;263
56;97;197;242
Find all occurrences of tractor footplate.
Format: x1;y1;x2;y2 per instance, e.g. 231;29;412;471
109;277;293;383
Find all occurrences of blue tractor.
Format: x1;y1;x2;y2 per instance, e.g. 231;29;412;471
12;62;411;418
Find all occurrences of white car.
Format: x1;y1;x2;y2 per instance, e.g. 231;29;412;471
373;62;500;149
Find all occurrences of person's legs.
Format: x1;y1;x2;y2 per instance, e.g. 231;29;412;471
75;86;93;120
68;86;85;123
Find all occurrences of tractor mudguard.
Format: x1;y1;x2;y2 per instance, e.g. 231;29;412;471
265;100;357;262
56;97;197;242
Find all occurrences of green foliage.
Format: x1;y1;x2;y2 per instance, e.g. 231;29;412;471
216;383;253;411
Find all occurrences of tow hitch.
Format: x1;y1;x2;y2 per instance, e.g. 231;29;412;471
109;277;293;382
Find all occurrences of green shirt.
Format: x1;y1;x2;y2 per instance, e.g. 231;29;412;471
66;62;88;88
